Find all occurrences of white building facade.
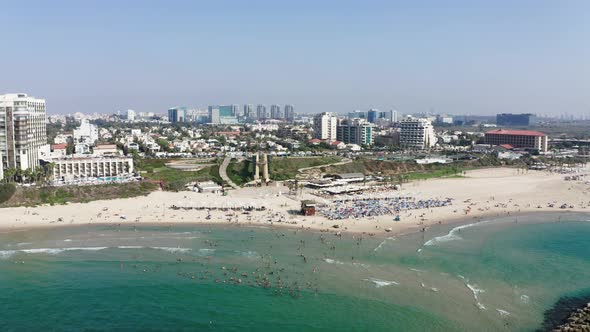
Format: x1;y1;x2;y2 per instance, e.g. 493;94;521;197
313;112;338;142
399;117;437;149
0;93;47;172
73;119;98;145
51;156;134;182
127;109;136;121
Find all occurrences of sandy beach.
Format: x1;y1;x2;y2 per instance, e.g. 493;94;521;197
1;167;589;234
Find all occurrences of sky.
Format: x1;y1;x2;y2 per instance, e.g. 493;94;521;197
1;0;588;116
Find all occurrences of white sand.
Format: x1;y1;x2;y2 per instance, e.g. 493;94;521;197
1;167;589;234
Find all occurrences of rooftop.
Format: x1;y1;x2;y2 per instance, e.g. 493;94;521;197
95;144;118;149
51;144;67;150
485;129;546;137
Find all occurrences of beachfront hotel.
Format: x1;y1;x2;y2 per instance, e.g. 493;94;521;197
0;93;47;172
50;156;134;183
484;129;548;152
399;116;437;150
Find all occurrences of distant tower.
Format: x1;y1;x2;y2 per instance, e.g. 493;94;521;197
252;152;270;183
262;153;269;182
253;154;260;181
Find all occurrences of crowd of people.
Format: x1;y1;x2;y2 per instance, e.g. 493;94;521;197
318;197;454;220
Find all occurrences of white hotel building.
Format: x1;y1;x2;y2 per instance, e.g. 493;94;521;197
0;93;47;178
399;116;437;150
51;156;134;182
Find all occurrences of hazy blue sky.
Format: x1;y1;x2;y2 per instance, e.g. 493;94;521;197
1;0;588;115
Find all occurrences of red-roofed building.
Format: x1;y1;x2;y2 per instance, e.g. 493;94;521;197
309;138;322;145
51;144;68;158
51;144;67;151
330;140;346;149
485;129;548;152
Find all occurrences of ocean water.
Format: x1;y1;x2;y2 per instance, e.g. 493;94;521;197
1;214;589;331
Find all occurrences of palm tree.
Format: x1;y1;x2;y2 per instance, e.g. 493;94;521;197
15;168;23;183
43;163;55;185
3;168;17;183
22;168;32;184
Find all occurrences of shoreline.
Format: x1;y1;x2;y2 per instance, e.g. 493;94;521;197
1;167;589;236
1;209;587;243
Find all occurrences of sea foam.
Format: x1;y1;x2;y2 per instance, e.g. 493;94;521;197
466;283;486;310
496;309;510;317
152;247;192;254
424;221;488;246
373;236;395;252
363;277;399;288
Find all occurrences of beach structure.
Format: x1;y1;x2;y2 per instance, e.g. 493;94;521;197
301;200;317;216
196;181;223;193
0;93;47;172
327;173;365;183
484;129;548;152
253;153;270;183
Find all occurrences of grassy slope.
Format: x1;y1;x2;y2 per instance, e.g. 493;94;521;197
227;160;254;186
0;181;158;207
139;159;222;191
325;156;508;180
0;183;16;204
269;156;343;181
224;156;344;183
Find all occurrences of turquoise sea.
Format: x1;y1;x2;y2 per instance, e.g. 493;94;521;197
1;213;590;331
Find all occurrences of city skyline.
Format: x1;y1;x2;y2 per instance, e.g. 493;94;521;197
1;0;588;116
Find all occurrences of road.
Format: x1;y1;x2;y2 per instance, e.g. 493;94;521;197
219;156;240;189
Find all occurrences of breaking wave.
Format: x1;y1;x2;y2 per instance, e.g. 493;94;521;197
0;246;194;258
424;221;486;246
496;309;510;317
373;236;395;252
197;248;216;256
466;283;486;310
363;277;399;288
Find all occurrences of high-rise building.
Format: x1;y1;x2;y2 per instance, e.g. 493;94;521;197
126;109;136;121
399;116;437;149
0;93;47;171
313;112;338;142
337;119;374;145
378;110;397;124
243;104;254;118
284;104;295;122
367;109;378;123
348;110;367;120
208;107;220;124
168;107;187;123
208;105;238;124
496;113;537;126
231;104;240;117
256;105;268;119
270;104;282;119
